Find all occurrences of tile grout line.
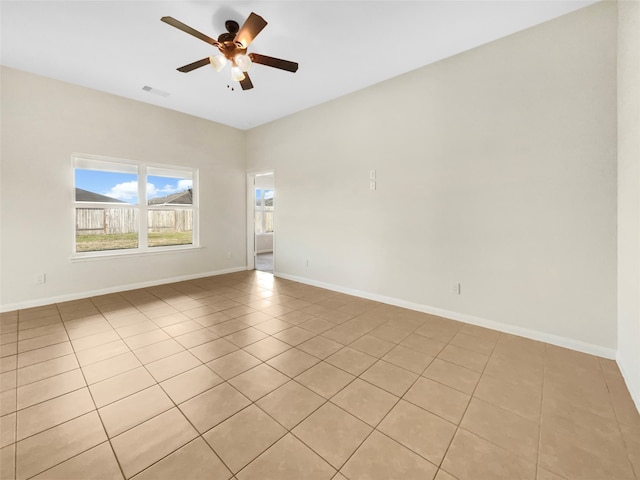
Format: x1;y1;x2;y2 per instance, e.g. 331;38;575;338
10;311;20;480
536;342;548;480
232;372;338;478
90;289;244;479
287;319;466;478
89;294;212;480
306;337;453;473
600;356;639;480
57;300;129;480
174;305;371;477
133;283;311;479
93;284;297;479
339;318;474;477
433;329;500;478
13;300;131;479
161;308;436;473
93;294;227;478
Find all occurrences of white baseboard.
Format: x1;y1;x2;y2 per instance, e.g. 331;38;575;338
2;267;619;362
276;272;617;360
0;266;247;312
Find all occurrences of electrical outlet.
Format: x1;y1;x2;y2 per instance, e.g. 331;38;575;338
370;181;376;190
370;170;376;179
451;282;461;295
225;251;232;259
34;273;46;284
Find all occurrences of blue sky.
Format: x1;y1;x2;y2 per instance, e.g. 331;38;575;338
76;170;192;205
256;188;274;200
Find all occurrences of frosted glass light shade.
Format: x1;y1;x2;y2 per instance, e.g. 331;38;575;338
209;55;228;72
234;54;252;72
230;66;245;81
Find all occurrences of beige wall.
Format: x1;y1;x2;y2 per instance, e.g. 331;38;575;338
0;67;247;309
617;0;640;410
246;2;618;356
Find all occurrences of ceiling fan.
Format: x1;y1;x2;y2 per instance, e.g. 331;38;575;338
161;12;299;91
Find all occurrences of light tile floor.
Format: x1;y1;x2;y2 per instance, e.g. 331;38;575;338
0;270;638;480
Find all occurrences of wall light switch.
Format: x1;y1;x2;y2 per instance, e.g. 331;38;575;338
370;181;376;190
370;170;376;180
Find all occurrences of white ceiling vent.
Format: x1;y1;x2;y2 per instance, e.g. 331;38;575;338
142;86;170;97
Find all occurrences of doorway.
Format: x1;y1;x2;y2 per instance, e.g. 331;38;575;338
247;172;274;273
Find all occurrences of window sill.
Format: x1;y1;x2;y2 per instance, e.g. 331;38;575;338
70;245;203;262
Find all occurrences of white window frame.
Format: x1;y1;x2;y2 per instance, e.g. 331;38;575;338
71;153;199;260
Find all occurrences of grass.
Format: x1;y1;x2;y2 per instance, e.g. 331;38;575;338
148;232;193;247
76;232;192;252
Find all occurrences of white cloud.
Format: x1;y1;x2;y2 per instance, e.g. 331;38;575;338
105;181;138;201
178;179;193;191
147;180;192;199
106;179;192;201
146;183;159;197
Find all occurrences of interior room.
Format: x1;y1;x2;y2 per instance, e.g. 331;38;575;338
1;1;639;479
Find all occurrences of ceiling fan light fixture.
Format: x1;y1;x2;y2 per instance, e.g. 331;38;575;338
209;55;228;72
162;13;297;90
234;53;252;72
230;65;246;82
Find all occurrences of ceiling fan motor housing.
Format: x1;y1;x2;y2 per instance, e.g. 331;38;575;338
225;20;240;34
217;21;248;60
216;39;247;61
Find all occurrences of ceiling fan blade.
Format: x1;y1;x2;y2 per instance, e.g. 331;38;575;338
177;57;211;73
249;53;299;73
239;73;254;90
161;16;220;47
234;12;268;49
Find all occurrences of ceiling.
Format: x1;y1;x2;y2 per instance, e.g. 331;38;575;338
1;1;598;130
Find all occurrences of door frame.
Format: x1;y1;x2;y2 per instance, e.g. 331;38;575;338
246;170;275;271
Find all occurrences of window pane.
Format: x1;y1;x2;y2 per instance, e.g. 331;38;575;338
264;189;274;207
263;189;274;233
75;208;139;252
75;169;139;205
147;174;193;205
148;209;193;247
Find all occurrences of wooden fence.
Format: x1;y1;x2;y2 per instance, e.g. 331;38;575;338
76;208;192;235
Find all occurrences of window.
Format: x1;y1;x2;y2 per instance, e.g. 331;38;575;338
255;188;274;234
146;166;194;248
73;155;197;255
